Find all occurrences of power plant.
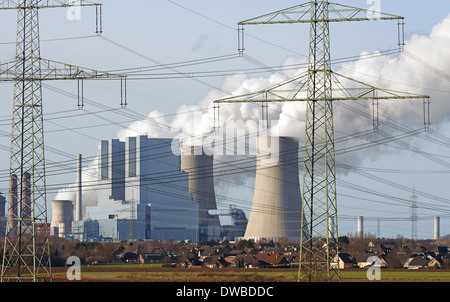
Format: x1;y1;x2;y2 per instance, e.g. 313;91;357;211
0;0;447;284
72;136;198;241
49;135;247;242
5;132;444;245
51;135;305;243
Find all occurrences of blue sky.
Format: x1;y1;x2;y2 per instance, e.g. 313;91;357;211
0;0;449;240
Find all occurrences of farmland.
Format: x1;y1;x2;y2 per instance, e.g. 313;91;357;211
50;264;450;282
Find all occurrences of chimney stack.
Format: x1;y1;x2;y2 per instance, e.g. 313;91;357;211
9;174;18;236
75;154;82;221
434;216;440;240
357;216;364;239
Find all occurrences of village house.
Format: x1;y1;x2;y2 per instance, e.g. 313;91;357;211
357;252;380;268
254;252;289;266
384;245;412;268
138;248;166;264
116;251;139;263
235;254;269;268
403;255;441;269
179;256;203;269
403;248;442;269
202;256;230;268
331;253;357;269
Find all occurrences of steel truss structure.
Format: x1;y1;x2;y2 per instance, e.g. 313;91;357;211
0;0;126;282
214;1;430;282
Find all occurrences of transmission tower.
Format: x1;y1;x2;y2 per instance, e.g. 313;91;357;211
0;0;126;282
214;1;430;282
128;193;137;241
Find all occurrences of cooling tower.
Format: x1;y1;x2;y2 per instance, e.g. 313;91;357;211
50;200;73;237
244;136;302;242
180;145;220;241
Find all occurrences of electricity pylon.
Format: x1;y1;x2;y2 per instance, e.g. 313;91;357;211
214;1;430;282
128;192;137;241
0;0;126;282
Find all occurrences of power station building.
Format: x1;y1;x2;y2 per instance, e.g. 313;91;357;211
74;136;199;241
64;135;236;242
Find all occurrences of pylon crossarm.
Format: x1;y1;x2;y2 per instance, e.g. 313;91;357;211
213;68;430;104
0;59;15;80
332;72;430;101
39;58;125;80
0;0;100;10
326;2;403;22
239;2;312;25
0;58;126;81
238;1;403;25
214;72;309;104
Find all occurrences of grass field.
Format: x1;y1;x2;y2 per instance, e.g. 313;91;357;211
49;264;450;282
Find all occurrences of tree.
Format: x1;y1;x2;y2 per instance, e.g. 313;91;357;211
338;235;349;245
236;239;254;250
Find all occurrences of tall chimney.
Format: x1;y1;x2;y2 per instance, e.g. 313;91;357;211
357;216;364;239
75;154;82;221
328;215;335;239
22;171;31;227
9;173;18;236
434;216;440;240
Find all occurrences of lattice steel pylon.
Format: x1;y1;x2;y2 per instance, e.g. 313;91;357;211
128;193;137;241
0;0;126;282
214;1;430;282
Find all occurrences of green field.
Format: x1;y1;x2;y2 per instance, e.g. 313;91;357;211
50;265;450;282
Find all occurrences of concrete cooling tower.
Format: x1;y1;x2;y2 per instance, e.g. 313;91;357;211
243;136;302;242
50;200;73;237
180;146;220;241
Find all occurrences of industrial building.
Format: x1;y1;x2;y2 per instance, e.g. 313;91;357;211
208;206;248;241
74;136;200;241
52;135;304;243
47;135;247;242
